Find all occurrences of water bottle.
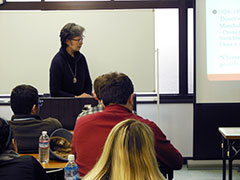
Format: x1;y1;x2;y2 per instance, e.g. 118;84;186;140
39;131;49;163
64;154;80;180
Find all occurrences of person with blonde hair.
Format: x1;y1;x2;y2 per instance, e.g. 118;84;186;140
82;119;166;180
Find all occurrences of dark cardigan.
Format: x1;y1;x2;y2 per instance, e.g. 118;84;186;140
50;47;92;97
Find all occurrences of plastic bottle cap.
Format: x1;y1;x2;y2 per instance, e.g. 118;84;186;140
68;154;75;161
42;131;47;135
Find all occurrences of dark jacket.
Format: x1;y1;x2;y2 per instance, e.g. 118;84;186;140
0;151;50;180
50;47;92;97
9;114;62;153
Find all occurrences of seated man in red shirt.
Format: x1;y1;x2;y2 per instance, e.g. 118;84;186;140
72;72;183;177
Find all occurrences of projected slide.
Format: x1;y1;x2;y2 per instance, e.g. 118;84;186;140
206;0;240;81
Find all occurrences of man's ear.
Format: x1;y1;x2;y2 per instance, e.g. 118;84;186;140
100;100;106;108
10;138;18;153
31;104;38;115
128;94;134;106
93;92;98;101
125;94;134;111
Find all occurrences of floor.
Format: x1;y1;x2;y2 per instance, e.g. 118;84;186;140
174;164;240;180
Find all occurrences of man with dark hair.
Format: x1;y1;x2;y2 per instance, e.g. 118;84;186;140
72;72;183;177
99;72;134;106
10;85;39;115
9;84;62;153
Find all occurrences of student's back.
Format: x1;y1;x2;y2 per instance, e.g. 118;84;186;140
72;72;183;177
9;116;61;153
0;155;49;180
0;117;50;180
9;84;62;153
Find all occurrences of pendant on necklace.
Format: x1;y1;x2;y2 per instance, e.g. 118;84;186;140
73;77;77;84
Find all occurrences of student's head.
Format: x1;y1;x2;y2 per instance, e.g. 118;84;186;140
83;119;165;180
93;75;106;101
0;118;15;154
60;23;85;48
98;72;134;106
10;84;39;115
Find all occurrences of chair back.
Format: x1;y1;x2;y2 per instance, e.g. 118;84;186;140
46;168;64;180
160;168;174;180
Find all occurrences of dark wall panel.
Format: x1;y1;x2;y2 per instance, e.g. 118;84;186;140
194;103;240;159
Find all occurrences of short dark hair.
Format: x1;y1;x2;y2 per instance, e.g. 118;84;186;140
60;23;85;48
99;72;134;106
93;76;106;100
0;117;13;153
10;85;39;115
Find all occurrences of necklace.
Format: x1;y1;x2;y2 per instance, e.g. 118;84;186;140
66;60;77;84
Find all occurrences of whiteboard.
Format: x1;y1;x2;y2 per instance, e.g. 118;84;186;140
0;9;155;94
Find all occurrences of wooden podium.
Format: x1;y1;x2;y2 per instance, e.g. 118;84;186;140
39;97;98;130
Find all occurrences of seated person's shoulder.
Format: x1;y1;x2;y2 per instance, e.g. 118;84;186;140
16;155;36;163
1;155;37;170
75;112;101;127
42;117;62;127
1;155;50;180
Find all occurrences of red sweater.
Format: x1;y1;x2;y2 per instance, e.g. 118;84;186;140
72;104;183;176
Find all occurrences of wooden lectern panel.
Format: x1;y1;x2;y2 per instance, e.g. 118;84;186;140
39;97;98;130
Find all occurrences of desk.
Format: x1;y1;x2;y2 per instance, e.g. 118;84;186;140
219;127;240;180
19;153;67;169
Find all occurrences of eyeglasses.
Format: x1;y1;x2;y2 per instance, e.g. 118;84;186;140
71;35;85;44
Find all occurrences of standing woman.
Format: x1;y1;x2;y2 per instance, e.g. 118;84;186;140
50;23;92;97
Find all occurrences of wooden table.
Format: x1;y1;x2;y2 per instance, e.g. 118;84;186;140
20;153;67;169
218;127;240;180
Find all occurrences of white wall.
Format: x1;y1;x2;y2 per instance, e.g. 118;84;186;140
0;103;193;157
137;103;193;157
0;10;155;94
0;105;12;120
